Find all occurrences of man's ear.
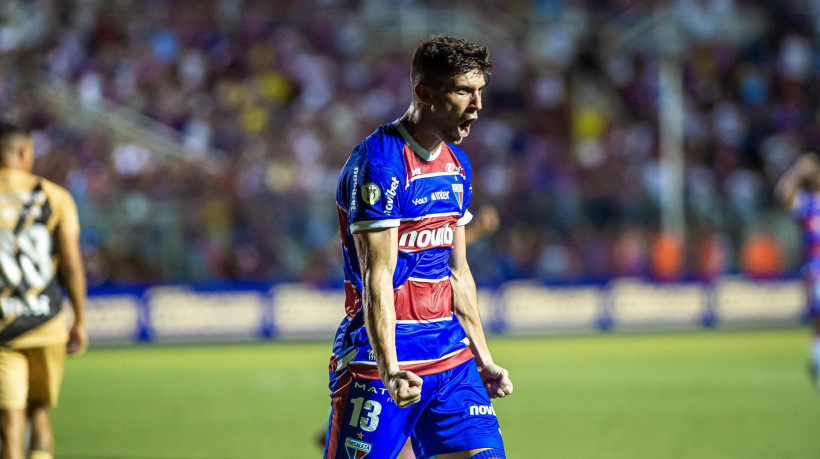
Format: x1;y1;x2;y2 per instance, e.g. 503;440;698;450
414;83;434;105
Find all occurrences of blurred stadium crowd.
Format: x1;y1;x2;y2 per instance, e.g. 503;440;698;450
0;0;817;286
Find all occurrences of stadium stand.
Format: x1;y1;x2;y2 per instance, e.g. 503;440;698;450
0;0;816;288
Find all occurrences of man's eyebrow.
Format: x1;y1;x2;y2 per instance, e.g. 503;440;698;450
455;84;486;91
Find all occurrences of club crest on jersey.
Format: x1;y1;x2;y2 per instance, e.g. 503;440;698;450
452;183;464;208
360;183;381;206
345;437;372;459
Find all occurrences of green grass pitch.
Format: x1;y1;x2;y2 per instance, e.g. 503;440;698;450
53;328;820;458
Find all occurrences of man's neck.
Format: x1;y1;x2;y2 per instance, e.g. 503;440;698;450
398;106;443;153
395;117;443;162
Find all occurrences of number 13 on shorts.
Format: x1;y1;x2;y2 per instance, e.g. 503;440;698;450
349;397;381;432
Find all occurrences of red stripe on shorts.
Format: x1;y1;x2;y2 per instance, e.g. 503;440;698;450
324;371;352;459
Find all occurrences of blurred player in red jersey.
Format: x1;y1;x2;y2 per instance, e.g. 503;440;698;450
776;152;820;389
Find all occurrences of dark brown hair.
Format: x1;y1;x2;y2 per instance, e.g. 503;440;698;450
0;122;29;155
411;34;491;89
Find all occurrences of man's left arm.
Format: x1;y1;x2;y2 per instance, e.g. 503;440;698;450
449;224;513;398
57;191;88;355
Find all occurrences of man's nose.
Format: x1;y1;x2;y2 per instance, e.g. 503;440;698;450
470;91;482;111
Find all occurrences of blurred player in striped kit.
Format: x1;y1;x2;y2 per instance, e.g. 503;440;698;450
776;152;820;390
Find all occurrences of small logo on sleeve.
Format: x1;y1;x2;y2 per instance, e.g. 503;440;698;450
360;183;381;206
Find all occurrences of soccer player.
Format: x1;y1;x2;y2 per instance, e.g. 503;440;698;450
775;152;820;389
0;122;88;459
325;35;512;459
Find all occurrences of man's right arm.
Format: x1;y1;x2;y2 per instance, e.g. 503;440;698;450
776;153;820;209
353;227;422;408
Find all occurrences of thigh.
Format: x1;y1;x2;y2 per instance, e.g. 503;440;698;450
0;348;29;410
411;361;504;458
325;371;425;459
25;345;65;407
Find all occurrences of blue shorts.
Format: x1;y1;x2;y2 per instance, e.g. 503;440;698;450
324;359;504;459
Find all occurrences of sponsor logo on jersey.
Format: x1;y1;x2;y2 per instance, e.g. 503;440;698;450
1;295;51;318
354;381;391;397
444;162;464;176
431;191;450;201
411;167;421;176
351;167;359;210
399;223;454;249
412;197;428;206
360;183;381;206
452;183;463;208
469;405;496;416
384;177;400;214
345;437;372;459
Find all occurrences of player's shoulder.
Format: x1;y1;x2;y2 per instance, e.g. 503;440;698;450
32;175;78;218
344;123;407;174
36;175;73;201
446;143;473;176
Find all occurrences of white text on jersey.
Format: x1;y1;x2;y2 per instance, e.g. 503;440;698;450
469;405;496;416
385;176;400;214
399;223;454;249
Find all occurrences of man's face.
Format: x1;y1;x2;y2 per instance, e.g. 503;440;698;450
428;70;486;145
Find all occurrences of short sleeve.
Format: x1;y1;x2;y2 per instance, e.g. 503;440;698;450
457;209;473;226
456;152;473;227
345;162;405;234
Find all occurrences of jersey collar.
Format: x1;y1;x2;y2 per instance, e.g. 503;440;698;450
393;120;442;162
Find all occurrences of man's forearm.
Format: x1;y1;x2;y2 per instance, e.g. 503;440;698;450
451;270;494;367
363;273;400;380
64;268;86;326
59;231;86;326
354;227;400;382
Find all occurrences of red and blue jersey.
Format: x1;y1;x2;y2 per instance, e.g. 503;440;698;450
330;121;475;380
793;190;820;315
794;190;820;275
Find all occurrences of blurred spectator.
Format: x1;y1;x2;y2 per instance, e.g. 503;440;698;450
741;233;785;279
0;0;814;285
650;232;685;282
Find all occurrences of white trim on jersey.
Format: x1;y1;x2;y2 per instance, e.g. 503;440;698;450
350;346;466;366
406;276;450;283
393;120;442;161
395;316;454;324
408;171;462;183
457;209;473;226
334;349;358;372
350;218;401;233
400;212;461;222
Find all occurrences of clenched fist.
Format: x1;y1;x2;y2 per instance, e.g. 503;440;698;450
385;370;423;408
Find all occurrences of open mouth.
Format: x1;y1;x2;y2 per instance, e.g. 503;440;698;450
458;118;476;137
